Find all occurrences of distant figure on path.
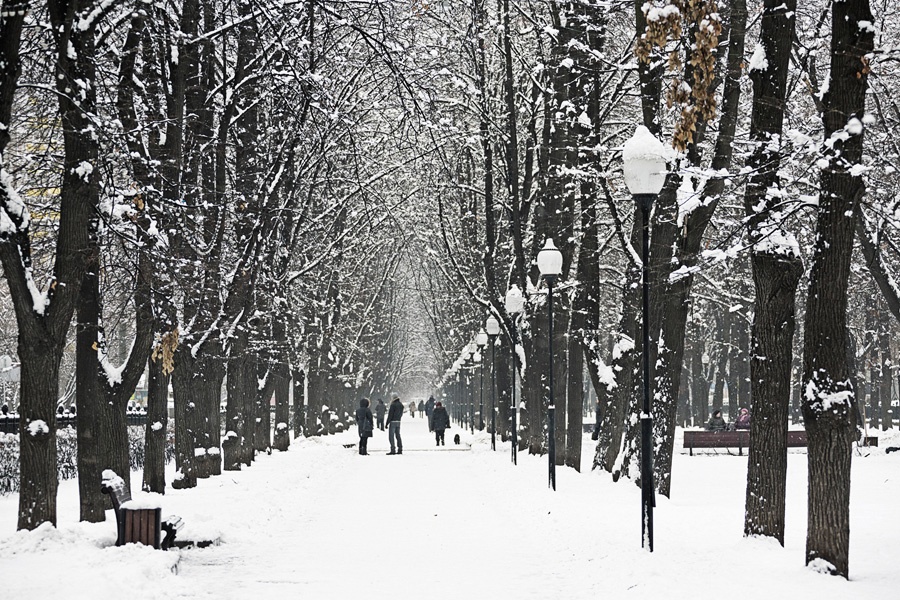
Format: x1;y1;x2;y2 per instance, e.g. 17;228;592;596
409;401;417;418
388;393;404;455
425;396;436;431
735;408;751;430
432;401;450;446
706;409;727;432
417;399;425;418
375;399;386;431
356;398;374;455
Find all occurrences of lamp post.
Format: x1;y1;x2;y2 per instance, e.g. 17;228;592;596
476;328;488;431
486;315;501;451
505;286;524;465
466;341;477;433
473;347;483;431
623;124;668;552
537;238;563;491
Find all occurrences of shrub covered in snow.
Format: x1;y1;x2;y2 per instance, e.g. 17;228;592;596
0;424;174;495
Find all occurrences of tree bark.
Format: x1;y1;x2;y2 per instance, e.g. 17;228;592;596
76;244;104;522
292;368;306;438
877;305;893;430
142;354;169;493
565;310;583;471
2;0;101;529
801;0;874;578
741;0;802;544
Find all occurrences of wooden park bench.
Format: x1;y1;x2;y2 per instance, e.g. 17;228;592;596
683;430;877;456
101;471;183;550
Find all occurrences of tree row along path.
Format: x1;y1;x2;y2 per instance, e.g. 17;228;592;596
1;419;898;599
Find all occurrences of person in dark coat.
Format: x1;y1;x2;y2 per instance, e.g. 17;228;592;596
375;399;386;430
387;393;404;454
734;407;751;430
590;399;602;440
431;401;450;446
706;409;727;432
417;400;425;418
355;398;374;455
425;396;436;431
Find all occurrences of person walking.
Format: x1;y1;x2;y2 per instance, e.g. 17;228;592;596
417;399;425;418
425;396;436;432
355;398;374;455
409;401;417;418
387;393;404;455
432;401;450;446
375;399;386;431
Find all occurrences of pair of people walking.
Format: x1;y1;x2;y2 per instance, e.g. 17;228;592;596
356;393;403;454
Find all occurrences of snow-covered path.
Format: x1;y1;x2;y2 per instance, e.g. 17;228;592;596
1;417;899;599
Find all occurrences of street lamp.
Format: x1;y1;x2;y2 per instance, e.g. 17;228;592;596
476;328;488;431
623;124;668;552
486;315;501;451
505;286;524;465
537;238;563;491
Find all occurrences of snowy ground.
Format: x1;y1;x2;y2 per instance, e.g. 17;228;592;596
1;415;898;600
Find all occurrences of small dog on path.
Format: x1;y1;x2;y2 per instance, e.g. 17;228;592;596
453;434;461;445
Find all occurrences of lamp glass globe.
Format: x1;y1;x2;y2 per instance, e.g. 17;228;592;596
537;239;563;276
485;316;501;336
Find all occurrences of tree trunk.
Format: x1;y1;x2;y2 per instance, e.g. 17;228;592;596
594;221;640;473
495;339;510;442
689;340;707;427
877;304;893;430
171;349;198;489
255;362;275;453
292;368;306;438
801;0;874;578
565;313;583;471
224;335;248;471
274;371;291;451
741;0;802;544
744;253;802;542
76;248;104;521
142;354;169;493
17;344;61;529
306;364;322;437
525;306;549;455
242;352;258;464
553;293;568;466
2;1;101;529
